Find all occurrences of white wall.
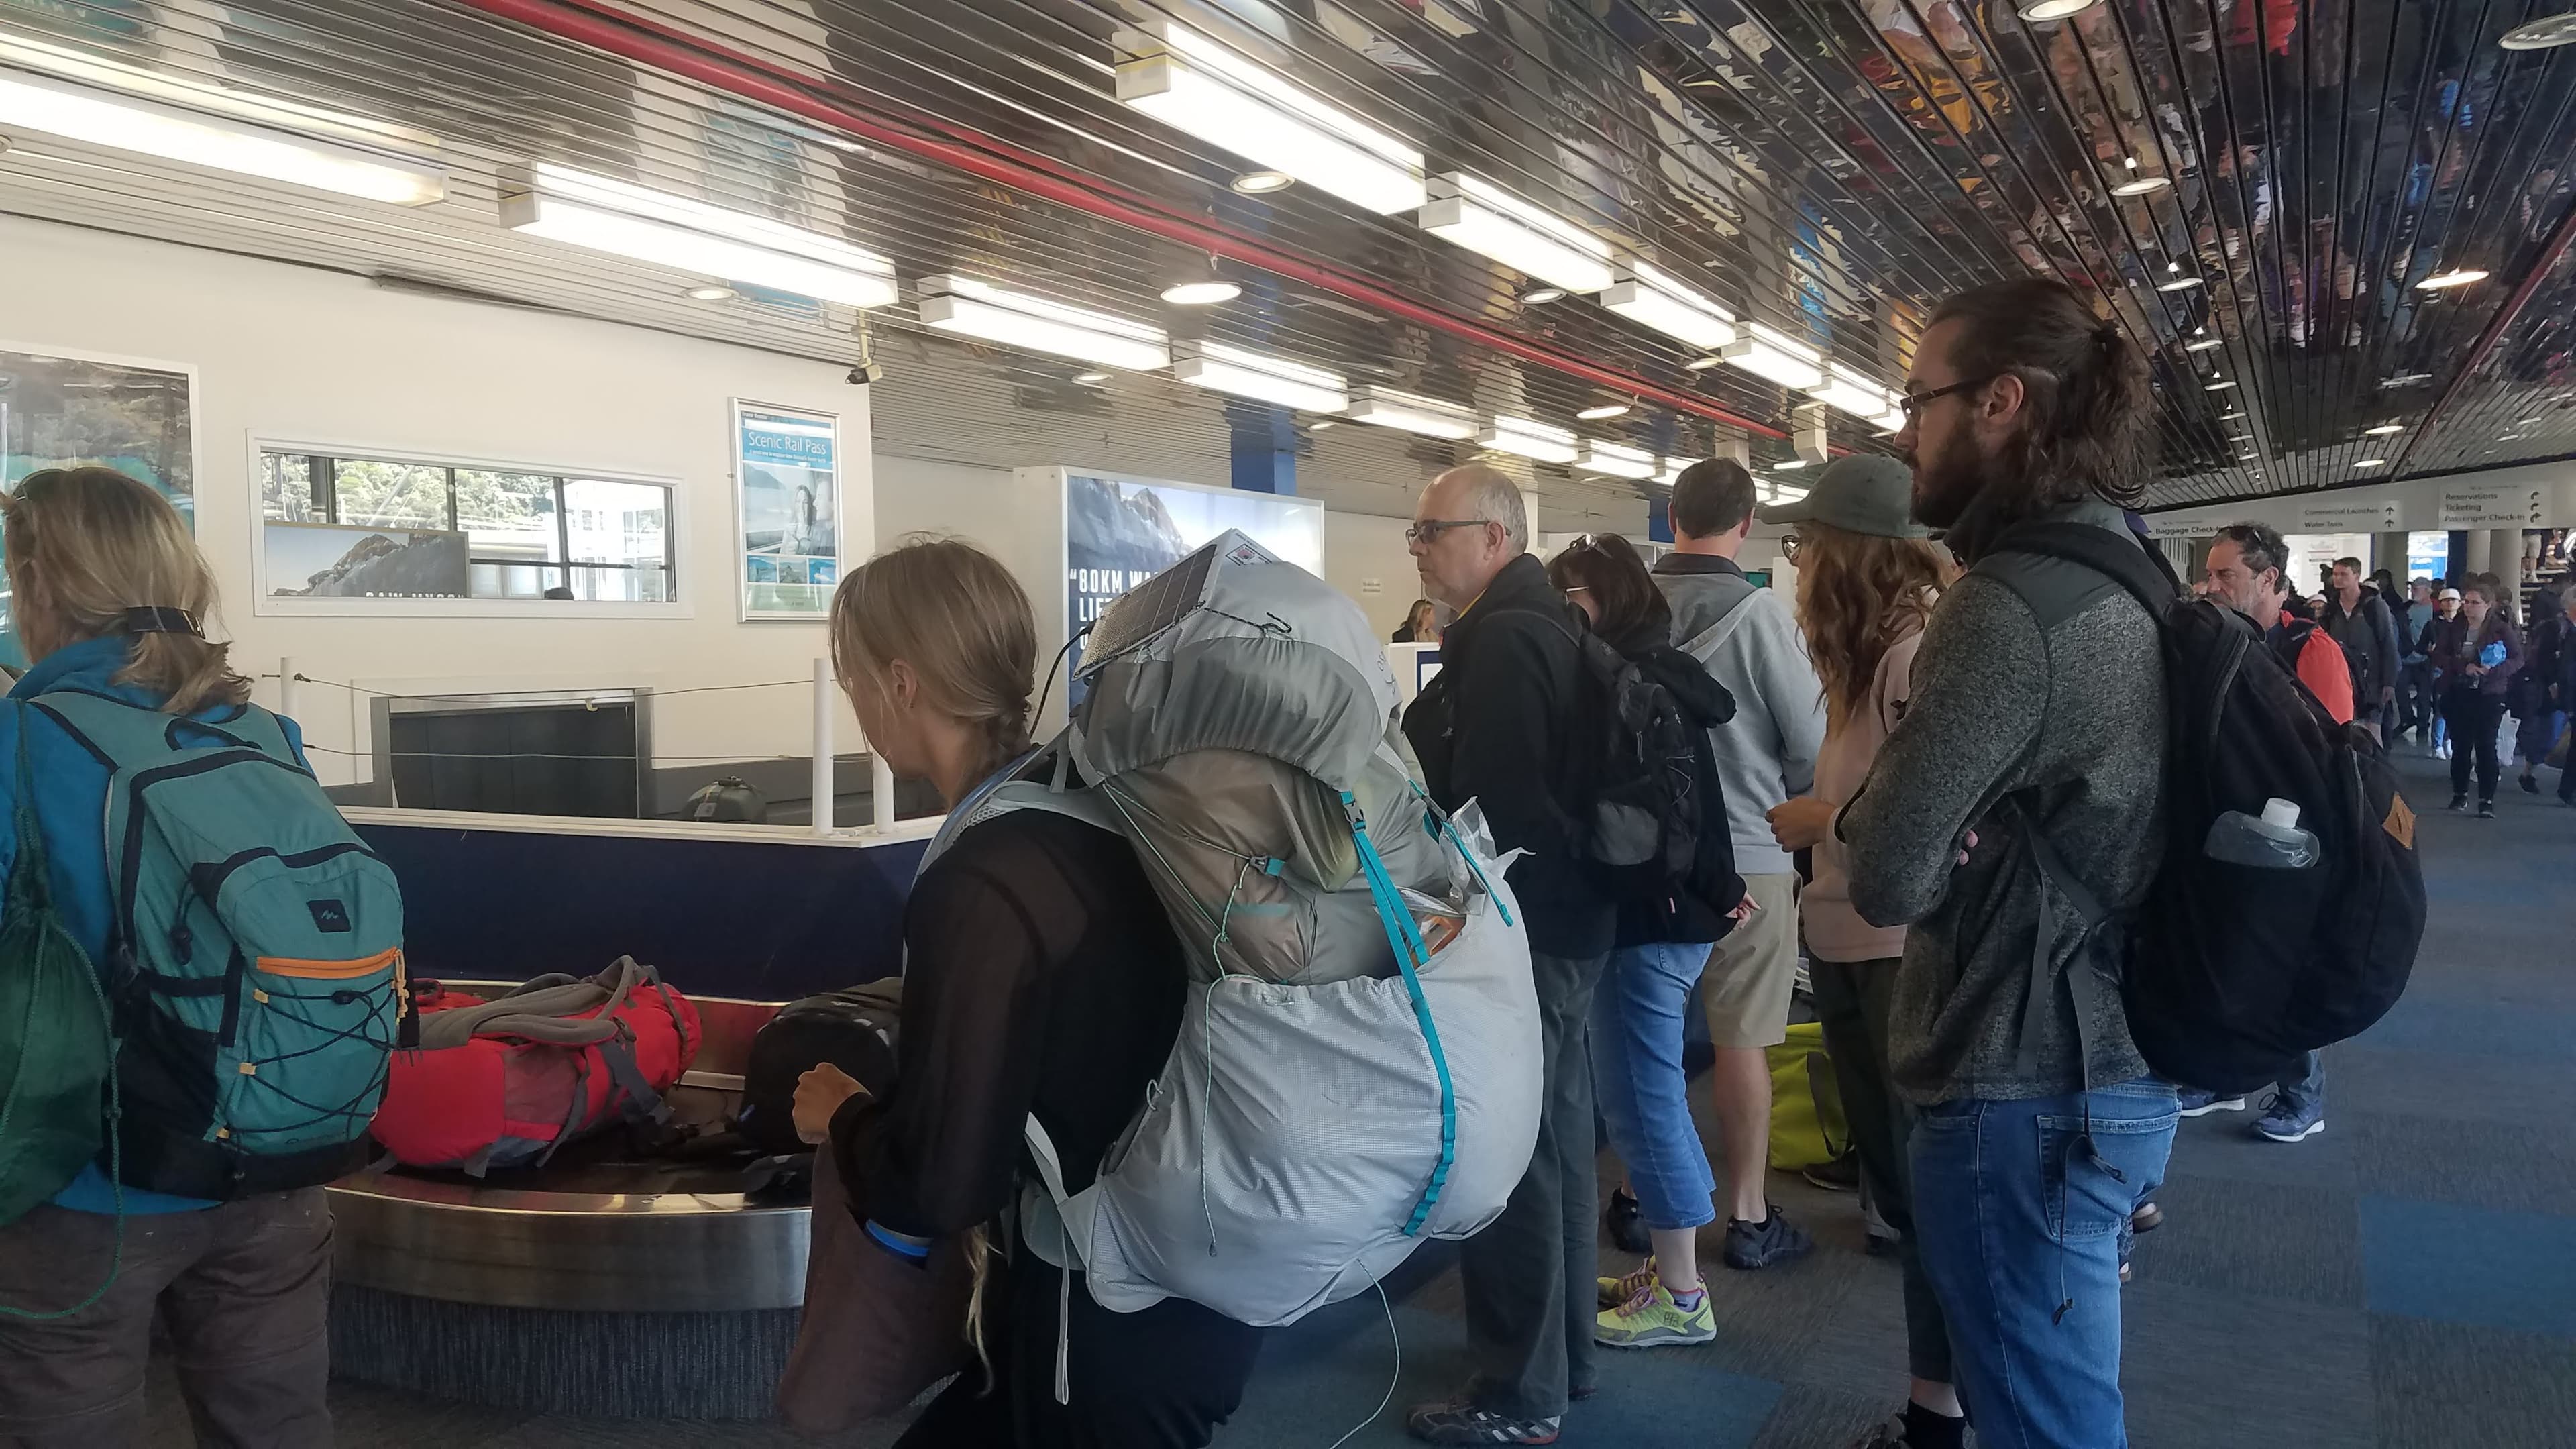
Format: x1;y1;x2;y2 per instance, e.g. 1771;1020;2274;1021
1324;510;1420;641
0;215;867;786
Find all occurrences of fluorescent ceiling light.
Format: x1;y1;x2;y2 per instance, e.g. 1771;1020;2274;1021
685;284;736;301
1074;371;1112;384
1521;286;1568;305
1229;170;1293;194
916;274;1169;370
2502;11;2576;48
1417;173;1615;294
2184;337;2225;352
1809;362;1896;421
2019;0;2099;17
2204;378;2237;392
1169;339;1348;413
2217;410;2247;420
1656;458;1697;486
1772;458;1809;471
1577;402;1631;421
1721;323;1825;390
2155;274;2205;292
1160;280;1241;305
1479;414;1580;464
1118;23;1425;214
503;163;896;307
1347;385;1477;439
1684;355;1725;371
1576;440;1657;479
2363;423;2405;436
2355;458;2389;468
1309;419;1334;429
2418;268;2489;290
1596;258;1737;350
1869;400;1908;433
2111;160;2171;197
0;59;443;205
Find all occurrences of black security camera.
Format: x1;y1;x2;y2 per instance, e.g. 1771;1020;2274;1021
846;361;883;386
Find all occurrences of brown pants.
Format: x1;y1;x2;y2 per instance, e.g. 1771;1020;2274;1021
0;1189;333;1449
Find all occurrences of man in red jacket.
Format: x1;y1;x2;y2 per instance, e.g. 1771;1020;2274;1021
2190;522;2347;1142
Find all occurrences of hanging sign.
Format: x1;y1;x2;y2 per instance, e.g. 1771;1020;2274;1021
2298;498;2401;533
2440;483;2545;529
2141;516;2209;540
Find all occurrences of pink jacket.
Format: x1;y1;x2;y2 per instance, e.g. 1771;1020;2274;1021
1803;624;1924;964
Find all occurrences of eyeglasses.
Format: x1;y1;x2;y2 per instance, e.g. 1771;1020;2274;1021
1782;533;1805;564
1897;372;2003;421
1405;518;1497;546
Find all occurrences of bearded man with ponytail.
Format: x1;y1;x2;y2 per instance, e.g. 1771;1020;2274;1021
1834;280;2180;1448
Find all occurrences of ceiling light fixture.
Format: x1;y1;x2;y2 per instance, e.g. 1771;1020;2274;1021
2155;273;2205;292
2355;458;2389;468
2111;158;2170;197
1228;169;1293;194
916;274;1169;370
2204;378;2237;391
2218;410;2247;420
2381;372;2435;388
0;51;445;205
1520;286;1568;305
1346;385;1478;439
503;163;898;307
1074;371;1112;384
1772;458;1809;471
2363;423;2405;436
1309;419;1335;428
684;284;737;301
1170;339;1348;413
1576;402;1632;420
1809;362;1898;422
2502;11;2576;48
2499;433;2526;442
1721;321;1826;390
1656;458;1698;486
2184;337;2225;352
1577;440;1658;480
1479;414;1580;464
1418;172;1617;294
2018;0;2100;19
1684;355;1725;371
1160;279;1242;305
1770;484;1811;503
2418;268;2489;290
1118;21;1426;213
1596;257;1738;350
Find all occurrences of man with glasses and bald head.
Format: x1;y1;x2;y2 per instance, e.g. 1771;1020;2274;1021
1399;464;1615;1446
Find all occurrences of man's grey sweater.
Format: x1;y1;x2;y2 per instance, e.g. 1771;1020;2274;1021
1839;499;2164;1105
1654;553;1826;878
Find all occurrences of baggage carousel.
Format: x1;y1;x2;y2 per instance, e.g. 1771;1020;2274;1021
327;991;820;1418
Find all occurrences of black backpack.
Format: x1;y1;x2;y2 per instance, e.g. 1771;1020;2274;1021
736;981;903;1157
1984;523;2426;1095
1544;619;1711;905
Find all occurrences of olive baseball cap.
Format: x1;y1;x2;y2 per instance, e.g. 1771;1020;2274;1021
1756;453;1930;538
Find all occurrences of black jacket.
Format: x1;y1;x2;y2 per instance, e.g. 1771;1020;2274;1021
1607;623;1746;949
1402;553;1614;958
2321;586;2400;700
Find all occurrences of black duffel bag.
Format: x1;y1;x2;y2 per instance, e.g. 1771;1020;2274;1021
735;979;902;1157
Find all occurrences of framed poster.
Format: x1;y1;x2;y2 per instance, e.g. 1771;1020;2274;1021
734;400;842;619
0;342;199;666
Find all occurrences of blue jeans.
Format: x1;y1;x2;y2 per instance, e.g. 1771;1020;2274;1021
1910;1078;2178;1449
1588;941;1717;1231
2277;1051;2325;1111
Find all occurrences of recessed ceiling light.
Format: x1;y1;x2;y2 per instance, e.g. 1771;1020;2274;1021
2519;415;2545;425
2218;409;2246;420
2418;268;2489;290
2363;423;2405;436
2205;378;2237;391
2502;11;2576;49
2355;458;2389;468
1521;286;1568;305
1228;170;1293;195
2156;274;2205;292
1309;419;1335;428
1159;280;1242;305
2499;433;2526;442
1772;458;1808;470
1576;402;1631;420
1684;355;1725;370
1074;370;1111;384
684;284;736;301
2112;176;2171;197
2184;337;2224;351
2019;0;2098;18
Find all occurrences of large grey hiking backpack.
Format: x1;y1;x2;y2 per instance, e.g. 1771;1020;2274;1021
922;531;1542;1331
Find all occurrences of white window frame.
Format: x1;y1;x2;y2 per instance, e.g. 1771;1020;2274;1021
246;434;691;619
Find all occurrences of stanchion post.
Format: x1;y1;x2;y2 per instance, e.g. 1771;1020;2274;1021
811;658;835;837
873;751;897;833
280;657;299;720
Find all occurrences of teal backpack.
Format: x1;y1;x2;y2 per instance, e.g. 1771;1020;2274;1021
30;690;405;1200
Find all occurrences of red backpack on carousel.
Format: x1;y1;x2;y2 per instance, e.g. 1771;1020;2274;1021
370;957;700;1174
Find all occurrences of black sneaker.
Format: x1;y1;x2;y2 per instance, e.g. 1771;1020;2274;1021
2522;774;2543;795
2479;799;2498;819
2131;1201;2164;1234
1603;1187;1651;1255
1801;1151;1861;1192
2449;793;2471;812
1723;1205;1814;1270
1407;1399;1560;1445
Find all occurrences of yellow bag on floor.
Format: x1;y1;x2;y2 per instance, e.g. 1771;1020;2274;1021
1766;1021;1850;1171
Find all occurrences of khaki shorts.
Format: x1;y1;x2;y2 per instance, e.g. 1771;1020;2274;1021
1700;872;1801;1048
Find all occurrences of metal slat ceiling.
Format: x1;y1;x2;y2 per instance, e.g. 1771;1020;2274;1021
1;0;2571;517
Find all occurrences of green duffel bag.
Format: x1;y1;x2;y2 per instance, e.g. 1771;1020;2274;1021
1765;1020;1851;1172
0;718;119;1230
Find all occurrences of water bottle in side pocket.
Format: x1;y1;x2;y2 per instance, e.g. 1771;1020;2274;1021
2204;797;2321;869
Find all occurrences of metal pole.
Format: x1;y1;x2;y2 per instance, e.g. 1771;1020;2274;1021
280;656;299;720
872;752;897;832
811;658;834;837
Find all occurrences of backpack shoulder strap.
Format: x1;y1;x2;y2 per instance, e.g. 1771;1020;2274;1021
32;690;296;771
1976;521;2180;633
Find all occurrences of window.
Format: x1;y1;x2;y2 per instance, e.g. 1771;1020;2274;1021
259;448;676;604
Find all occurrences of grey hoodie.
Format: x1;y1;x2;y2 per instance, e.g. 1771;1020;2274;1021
1654;554;1826;877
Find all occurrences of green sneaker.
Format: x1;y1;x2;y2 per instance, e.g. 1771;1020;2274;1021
1596;1256;1659;1309
1594;1281;1715;1348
